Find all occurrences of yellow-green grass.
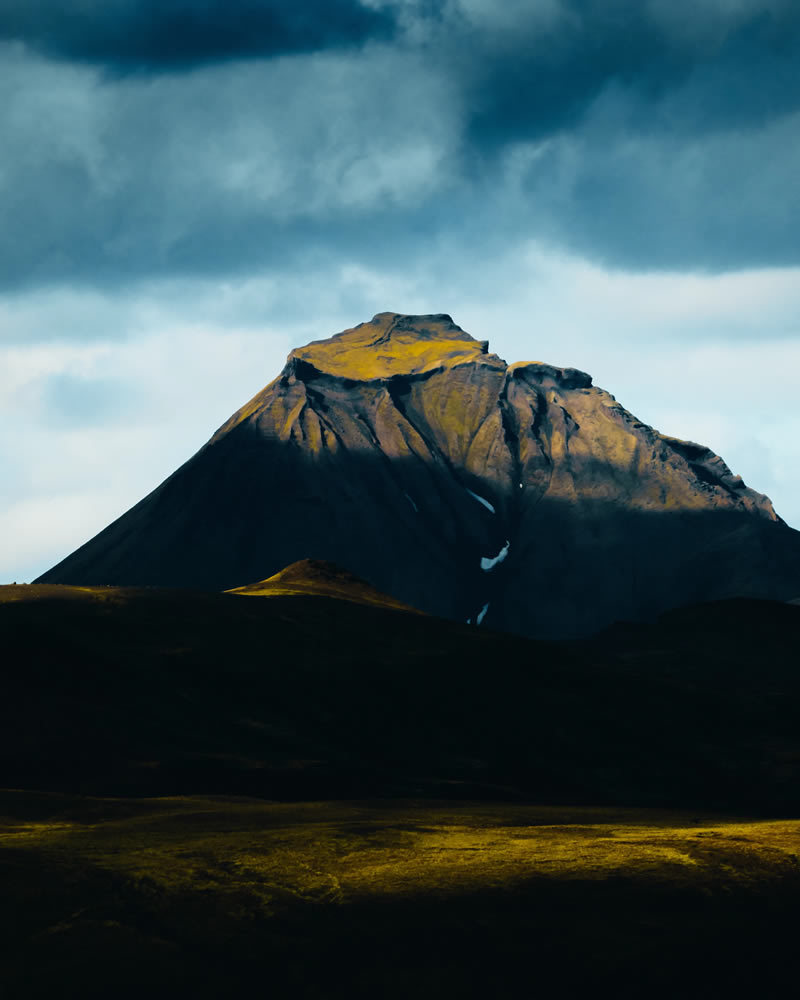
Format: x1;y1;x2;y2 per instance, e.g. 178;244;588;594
2;791;799;998
291;313;494;380
0;583;128;603
226;559;424;614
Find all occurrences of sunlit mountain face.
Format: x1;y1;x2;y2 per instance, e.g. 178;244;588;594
37;313;800;638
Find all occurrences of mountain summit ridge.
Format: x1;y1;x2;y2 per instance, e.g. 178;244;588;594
290;311;493;379
37;312;800;637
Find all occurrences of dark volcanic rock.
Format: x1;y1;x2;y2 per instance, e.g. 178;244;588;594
37;312;800;637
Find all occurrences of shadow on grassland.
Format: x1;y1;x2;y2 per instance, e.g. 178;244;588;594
2;584;800;813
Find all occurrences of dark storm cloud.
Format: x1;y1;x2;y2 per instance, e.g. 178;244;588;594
3;0;800;297
453;0;800;146
446;0;800;268
0;0;395;69
0;43;463;293
459;1;691;146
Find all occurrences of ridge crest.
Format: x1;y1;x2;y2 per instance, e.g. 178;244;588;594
288;312;502;380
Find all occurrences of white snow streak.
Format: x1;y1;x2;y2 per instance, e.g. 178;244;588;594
480;540;510;572
466;488;495;514
476;602;490;625
403;491;418;512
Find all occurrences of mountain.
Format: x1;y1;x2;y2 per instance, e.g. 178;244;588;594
36;312;800;637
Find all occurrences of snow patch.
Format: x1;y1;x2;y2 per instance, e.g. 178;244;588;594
481;540;510;572
466;488;495;514
403;492;418;512
476;602;490;625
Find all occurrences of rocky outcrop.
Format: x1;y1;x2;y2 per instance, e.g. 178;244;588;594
37;312;800;637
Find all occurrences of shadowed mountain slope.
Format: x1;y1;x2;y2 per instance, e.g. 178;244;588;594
37;312;800;637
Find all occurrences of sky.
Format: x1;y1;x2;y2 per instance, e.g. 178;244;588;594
3;0;800;583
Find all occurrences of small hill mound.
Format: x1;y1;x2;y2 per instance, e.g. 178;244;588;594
226;559;423;614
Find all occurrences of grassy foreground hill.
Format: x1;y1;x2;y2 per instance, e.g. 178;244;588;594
2;578;800;996
2;793;800;998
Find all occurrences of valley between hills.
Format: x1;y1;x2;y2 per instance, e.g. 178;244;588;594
5;314;800;997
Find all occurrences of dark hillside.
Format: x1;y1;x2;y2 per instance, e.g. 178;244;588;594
3;583;799;812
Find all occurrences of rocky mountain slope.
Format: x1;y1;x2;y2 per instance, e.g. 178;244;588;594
37;312;800;637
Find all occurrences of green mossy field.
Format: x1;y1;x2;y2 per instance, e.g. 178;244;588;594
2;791;800;998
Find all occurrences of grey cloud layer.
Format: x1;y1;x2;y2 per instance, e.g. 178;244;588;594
456;0;800;145
0;0;395;67
2;0;800;293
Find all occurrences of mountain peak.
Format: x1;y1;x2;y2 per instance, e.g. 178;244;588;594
36;312;800;639
287;311;500;381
